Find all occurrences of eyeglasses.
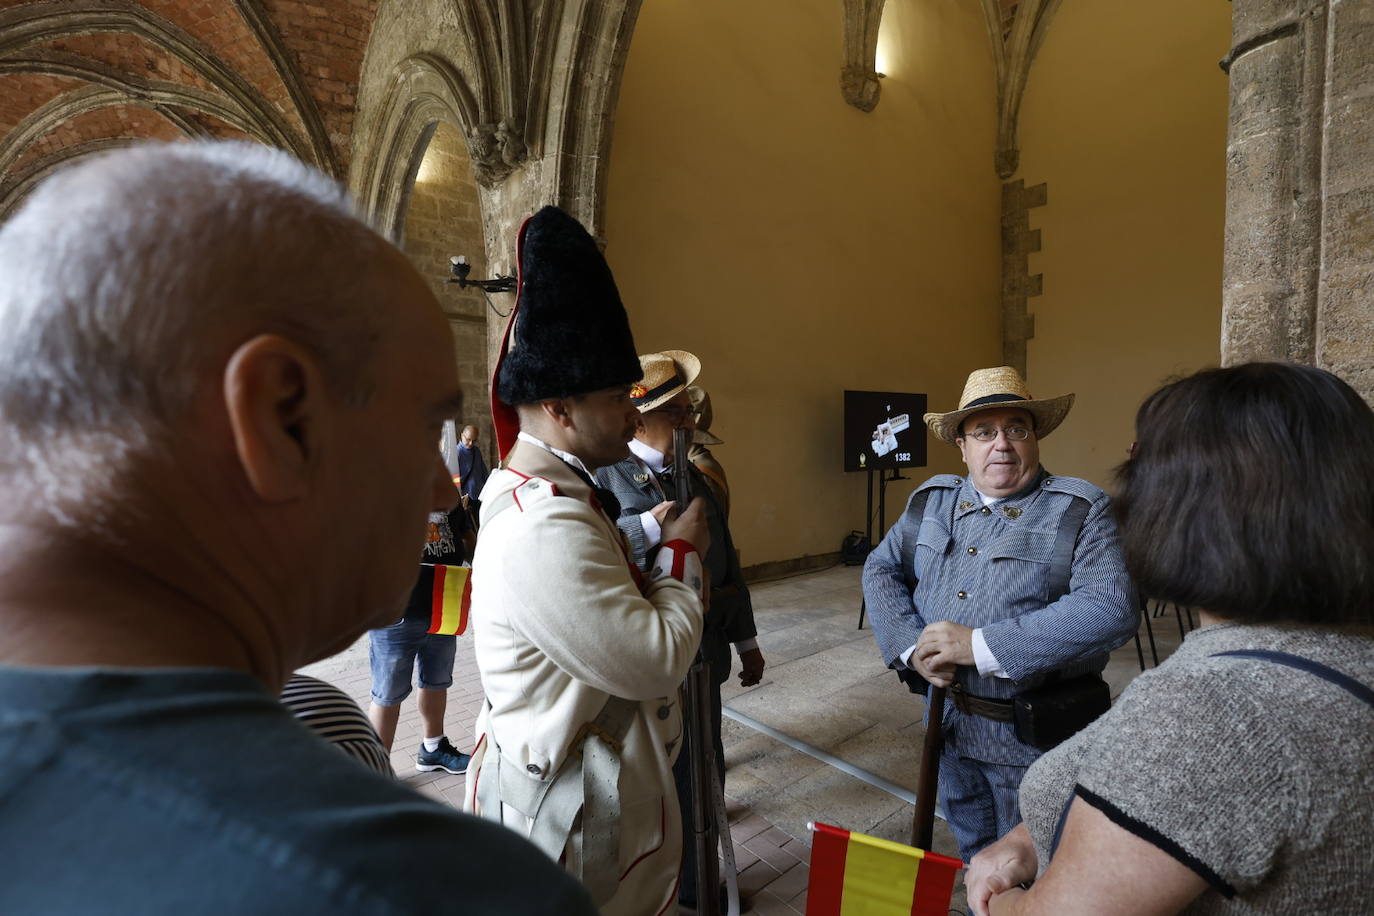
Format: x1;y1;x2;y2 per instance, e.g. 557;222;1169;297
649;405;697;421
965;426;1032;443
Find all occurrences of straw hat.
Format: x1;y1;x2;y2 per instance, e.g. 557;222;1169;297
630;350;701;412
687;385;724;445
923;366;1075;445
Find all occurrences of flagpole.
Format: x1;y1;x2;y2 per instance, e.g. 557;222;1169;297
911;684;945;850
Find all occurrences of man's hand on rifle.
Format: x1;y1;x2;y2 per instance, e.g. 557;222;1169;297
661;495;710;557
914;621;974;686
648;500;675;526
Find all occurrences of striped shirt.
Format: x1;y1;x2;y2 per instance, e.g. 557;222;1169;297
280;675;393;777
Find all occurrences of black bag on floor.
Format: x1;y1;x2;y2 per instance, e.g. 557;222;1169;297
841;530;871;566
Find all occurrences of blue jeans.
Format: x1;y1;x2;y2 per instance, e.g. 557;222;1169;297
368;618;457;706
937;751;1027;862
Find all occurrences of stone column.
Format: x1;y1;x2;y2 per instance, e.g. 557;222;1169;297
1222;0;1374;401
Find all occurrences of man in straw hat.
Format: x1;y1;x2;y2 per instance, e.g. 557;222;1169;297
863;366;1137;862
466;206;710;915
594;352;764;912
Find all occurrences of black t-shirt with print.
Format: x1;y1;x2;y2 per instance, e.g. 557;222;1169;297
401;506;471;622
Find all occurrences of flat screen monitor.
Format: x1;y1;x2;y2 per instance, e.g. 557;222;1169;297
843;390;928;472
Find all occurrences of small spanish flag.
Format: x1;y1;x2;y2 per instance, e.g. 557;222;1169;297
806;822;963;916
426;564;471;635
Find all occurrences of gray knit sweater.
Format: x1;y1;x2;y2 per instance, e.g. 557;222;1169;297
1019;622;1374;914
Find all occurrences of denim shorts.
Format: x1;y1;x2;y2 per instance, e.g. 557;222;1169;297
368;617;458;706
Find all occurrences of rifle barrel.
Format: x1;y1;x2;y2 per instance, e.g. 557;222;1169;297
674;425;721;913
911;684;946;850
673;427;692;507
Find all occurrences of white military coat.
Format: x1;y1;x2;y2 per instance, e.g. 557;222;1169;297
465;438;705;916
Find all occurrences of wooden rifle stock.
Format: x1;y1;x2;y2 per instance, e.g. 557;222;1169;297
911;684;946;850
675;426;722;915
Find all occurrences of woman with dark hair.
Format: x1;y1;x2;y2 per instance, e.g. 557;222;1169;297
966;362;1374;915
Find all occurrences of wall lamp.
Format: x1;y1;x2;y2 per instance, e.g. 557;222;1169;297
447;255;516;293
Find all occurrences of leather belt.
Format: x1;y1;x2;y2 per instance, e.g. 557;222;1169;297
950;683;1014;723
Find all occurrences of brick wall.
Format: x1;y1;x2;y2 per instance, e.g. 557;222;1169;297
261;0;380;171
138;0;304;137
16;105;184;170
0;73;87;137
38;33;219;92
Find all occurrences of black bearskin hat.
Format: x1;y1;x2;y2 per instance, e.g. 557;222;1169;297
495;206;640;407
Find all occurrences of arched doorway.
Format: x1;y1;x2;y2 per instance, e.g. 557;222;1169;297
400;119;494;462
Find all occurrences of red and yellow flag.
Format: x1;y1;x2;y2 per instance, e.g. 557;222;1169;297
427;564;471;636
806;822;963;916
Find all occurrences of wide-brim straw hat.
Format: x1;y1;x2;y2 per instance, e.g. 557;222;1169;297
923;366;1075;445
631;350;701;413
686;385;724;445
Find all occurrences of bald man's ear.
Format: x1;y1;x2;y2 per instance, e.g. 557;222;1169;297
223;335;324;502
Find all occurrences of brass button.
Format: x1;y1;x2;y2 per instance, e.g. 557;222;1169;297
657;706;671;720
967;546;978;556
957;590;968;599
526;764;541;775
980;506;992;515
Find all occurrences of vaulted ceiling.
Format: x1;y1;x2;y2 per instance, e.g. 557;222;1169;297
0;0;1049;221
0;0;378;215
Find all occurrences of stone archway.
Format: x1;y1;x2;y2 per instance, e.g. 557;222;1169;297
353;52;482;242
350;0;646;397
398;117;496;454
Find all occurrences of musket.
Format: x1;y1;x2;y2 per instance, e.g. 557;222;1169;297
675;426;724;916
911;683;946;850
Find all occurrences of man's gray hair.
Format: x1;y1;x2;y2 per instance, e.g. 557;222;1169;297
0;141;390;524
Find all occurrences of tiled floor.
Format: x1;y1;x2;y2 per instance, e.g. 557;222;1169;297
301;565;1184;915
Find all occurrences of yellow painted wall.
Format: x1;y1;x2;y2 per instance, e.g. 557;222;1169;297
605;0;1001;567
1018;0;1231;490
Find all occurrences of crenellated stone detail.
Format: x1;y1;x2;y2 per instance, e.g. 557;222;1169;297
1001;179;1046;376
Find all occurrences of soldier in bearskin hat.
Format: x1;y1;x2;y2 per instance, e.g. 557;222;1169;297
465;206;709;915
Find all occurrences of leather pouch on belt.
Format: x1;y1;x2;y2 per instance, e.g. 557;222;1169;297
1012;673;1110;750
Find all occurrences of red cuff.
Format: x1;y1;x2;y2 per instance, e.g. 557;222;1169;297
660;538;698;557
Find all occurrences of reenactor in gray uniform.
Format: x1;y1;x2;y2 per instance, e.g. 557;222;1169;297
864;366;1137;861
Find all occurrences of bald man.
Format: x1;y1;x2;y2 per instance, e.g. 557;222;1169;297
456;423;490;520
0;143;595;915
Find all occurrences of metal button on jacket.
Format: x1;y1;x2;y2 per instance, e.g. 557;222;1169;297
957;590;968;599
526;763;541;775
980;506;992;515
656;705;671;720
967;546;978;555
